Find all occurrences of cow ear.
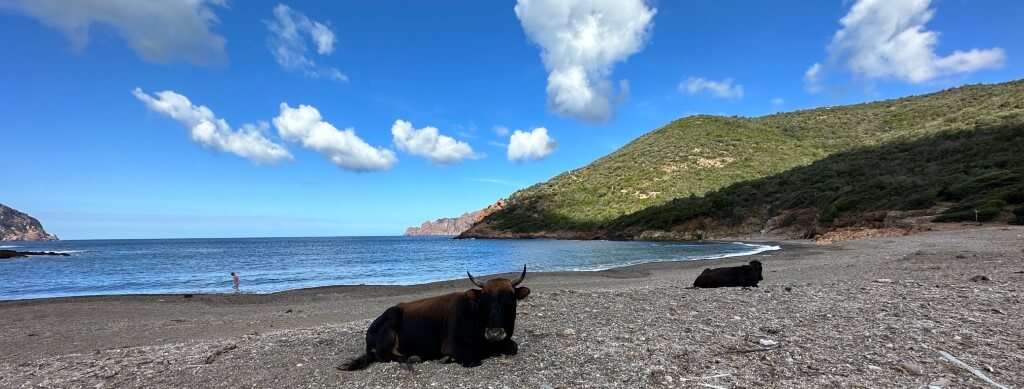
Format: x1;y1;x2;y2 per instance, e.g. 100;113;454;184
515;287;531;300
464;289;481;301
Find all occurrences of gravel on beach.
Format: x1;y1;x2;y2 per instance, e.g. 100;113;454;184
1;226;1022;388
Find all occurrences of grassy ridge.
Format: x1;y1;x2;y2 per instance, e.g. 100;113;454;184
466;80;1024;238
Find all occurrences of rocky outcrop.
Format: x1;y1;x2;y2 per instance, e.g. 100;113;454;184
0;204;58;241
405;199;507;236
405;212;479;236
0;250;70;259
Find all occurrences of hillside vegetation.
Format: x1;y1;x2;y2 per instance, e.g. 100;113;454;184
462;80;1024;239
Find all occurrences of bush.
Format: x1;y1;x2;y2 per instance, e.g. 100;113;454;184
898;190;937;210
940;170;1020;201
1012;205;1024;225
933;199;1007;222
819;198;854;223
1001;185;1024;204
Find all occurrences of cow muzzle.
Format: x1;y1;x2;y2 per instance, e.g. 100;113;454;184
484;328;507;342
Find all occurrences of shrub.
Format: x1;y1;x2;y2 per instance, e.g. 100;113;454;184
940;170;1020;201
933;199;1007;222
1012;205;1024;225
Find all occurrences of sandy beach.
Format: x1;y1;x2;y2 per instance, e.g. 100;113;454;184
1;226;1022;388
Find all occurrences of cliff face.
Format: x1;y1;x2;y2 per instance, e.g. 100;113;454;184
405;199;507;236
405;212;478;236
0;204;58;241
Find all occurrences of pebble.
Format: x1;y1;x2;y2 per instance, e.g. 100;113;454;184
759;339;778;347
898;362;922;375
874;279;893;283
561;329;576;337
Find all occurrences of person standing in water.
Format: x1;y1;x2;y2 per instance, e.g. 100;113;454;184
231;272;240;293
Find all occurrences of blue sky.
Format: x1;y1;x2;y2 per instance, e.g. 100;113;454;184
1;0;1021;239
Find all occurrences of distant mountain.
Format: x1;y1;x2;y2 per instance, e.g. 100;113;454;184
462;80;1024;240
405;200;507;236
0;204;58;241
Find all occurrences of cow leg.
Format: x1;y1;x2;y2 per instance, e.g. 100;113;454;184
453;350;482;368
366;306;402;363
497;339;519;356
447;338;481;367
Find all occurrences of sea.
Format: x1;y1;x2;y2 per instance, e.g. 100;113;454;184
0;236;779;301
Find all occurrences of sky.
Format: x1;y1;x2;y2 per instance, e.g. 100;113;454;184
0;0;1021;239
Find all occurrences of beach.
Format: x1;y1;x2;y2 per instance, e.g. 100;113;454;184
1;226;1022;388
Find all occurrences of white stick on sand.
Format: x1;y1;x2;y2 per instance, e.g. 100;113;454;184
938;351;1008;389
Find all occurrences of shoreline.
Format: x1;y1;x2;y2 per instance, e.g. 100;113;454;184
0;239;788;303
2;226;1022;387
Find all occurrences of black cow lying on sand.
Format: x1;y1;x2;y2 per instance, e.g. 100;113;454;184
342;266;531;370
693;260;763;288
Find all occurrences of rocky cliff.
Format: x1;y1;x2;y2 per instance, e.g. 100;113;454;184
405;199;507;236
0;204;58;241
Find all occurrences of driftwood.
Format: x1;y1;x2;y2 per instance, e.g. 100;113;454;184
697;383;726;389
679;373;731;381
721;346;779;354
938;351;1008;389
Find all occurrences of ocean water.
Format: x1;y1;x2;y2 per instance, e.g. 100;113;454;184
0;237;778;300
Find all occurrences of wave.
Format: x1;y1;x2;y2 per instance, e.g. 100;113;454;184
567;242;781;272
0;245;20;248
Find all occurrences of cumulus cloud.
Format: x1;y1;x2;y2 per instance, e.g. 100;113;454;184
508;128;557;162
820;0;1004;84
1;0;227;65
804;62;824;93
679;77;744;99
133;88;292;164
266;4;347;82
514;0;655;123
390;120;479;164
273;103;396;172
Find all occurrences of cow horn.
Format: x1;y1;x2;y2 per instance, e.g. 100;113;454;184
510;265;527;287
467;272;485;288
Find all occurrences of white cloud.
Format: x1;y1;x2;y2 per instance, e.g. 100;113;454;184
492;125;511;137
390;120;479;164
772;98;785;107
132;88;292;164
804;62;824;93
514;0;655;123
273;103;396;172
508;128;557;162
266;4;347;82
2;0;227;65
679;77;744;99
823;0;1005;84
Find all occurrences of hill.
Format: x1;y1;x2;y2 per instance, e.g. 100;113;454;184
461;80;1024;240
0;204;58;241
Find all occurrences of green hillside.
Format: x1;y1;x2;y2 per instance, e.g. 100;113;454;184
463;80;1024;239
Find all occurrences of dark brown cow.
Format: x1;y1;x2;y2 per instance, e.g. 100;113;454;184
342;266;531;370
692;260;763;288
